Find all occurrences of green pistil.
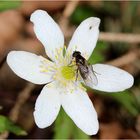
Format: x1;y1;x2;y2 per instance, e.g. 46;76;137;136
61;66;75;80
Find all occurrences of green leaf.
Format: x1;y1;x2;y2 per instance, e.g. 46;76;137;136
0;1;21;11
73;125;89;139
0;115;27;136
109;91;140;116
88;41;108;64
96;90;140;116
70;5;95;25
0;115;7;132
54;108;73;139
54;108;89;139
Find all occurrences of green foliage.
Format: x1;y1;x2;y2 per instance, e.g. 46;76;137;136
63;46;67;57
0;1;21;11
54;108;89;139
70;5;95;25
111;42;129;57
102;2;120;17
88;41;108;64
98;90;140;117
110;91;140;116
0;115;27;136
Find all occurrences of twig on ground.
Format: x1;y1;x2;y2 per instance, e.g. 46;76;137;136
59;0;79;35
0;83;35;139
65;27;140;44
9;83;35;122
106;49;140;67
63;0;79;18
0;132;9;140
99;32;140;44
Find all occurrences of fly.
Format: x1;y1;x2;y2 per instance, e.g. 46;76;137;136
72;51;98;87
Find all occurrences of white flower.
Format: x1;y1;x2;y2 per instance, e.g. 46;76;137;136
6;10;134;135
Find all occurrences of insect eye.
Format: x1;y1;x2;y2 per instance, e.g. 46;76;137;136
72;53;75;57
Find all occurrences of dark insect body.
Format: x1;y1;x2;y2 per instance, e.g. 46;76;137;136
72;51;98;87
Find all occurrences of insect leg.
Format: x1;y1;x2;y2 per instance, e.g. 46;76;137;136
76;68;79;81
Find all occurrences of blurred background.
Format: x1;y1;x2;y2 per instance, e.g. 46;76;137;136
0;1;140;139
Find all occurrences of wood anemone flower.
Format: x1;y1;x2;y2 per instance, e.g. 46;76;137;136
7;10;134;135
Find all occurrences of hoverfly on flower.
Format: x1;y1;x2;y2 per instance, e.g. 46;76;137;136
72;51;98;87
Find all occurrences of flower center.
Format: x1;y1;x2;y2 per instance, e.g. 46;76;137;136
39;46;86;93
61;66;75;80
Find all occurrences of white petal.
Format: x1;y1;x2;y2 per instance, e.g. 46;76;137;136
68;17;100;59
61;88;99;135
7;51;54;84
30;10;64;61
91;64;134;92
34;85;61;128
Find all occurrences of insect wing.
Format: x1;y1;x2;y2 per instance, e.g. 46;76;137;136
73;52;98;88
81;65;98;87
